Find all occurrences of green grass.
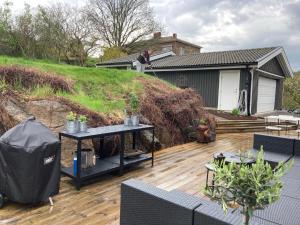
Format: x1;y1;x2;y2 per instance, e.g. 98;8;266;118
0;55;146;114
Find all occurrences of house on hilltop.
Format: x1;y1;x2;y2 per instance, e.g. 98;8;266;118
97;46;293;115
125;32;202;56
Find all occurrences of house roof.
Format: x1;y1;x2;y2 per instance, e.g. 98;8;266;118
96;53;139;66
96;51;175;67
150;47;278;69
157;36;202;49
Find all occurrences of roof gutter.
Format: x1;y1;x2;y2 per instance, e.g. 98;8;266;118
146;64;257;72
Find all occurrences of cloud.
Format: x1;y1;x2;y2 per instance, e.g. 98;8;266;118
151;0;300;71
4;0;300;70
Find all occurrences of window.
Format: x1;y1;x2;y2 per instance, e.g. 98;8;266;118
162;45;173;52
179;47;186;55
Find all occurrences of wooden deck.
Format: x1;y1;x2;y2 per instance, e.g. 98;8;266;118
1;133;255;225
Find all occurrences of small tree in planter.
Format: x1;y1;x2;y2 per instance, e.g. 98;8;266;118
205;149;292;225
66;111;77;133
79;115;88;132
129;92;140;126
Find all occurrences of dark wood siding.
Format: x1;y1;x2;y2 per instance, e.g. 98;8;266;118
260;57;284;76
153;70;220;107
275;79;283;110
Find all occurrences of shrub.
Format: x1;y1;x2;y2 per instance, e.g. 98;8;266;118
283;72;300;110
231;108;240;116
205;149;292;225
0;65;73;93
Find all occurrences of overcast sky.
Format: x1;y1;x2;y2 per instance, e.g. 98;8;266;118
3;0;300;71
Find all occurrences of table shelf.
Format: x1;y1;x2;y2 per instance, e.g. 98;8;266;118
61;153;153;181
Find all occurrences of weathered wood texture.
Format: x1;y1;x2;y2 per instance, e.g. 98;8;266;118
0;133;255;225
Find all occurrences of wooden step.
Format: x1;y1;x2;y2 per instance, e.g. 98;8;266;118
217;121;266;127
216;125;297;134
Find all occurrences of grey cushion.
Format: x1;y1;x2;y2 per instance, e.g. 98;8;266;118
120;179;203;225
251;149;292;166
283;164;300;180
253;134;294;155
281;177;300;200
293;156;300;166
254;196;300;225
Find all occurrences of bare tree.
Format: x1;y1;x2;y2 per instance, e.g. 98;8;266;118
87;0;161;49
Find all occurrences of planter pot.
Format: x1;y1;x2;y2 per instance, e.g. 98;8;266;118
124;117;132;126
79;122;88;132
131;115;139;126
66;120;78;133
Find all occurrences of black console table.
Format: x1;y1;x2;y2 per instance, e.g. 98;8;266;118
59;124;155;190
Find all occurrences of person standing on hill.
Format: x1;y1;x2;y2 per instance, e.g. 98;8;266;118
136;50;151;72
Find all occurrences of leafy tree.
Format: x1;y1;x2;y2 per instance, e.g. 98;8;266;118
101;46;127;61
86;0;161;49
205;150;291;225
283;72;300;110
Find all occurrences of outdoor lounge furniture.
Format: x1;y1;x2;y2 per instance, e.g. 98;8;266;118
251;134;294;168
120;179;280;225
120;179;205;225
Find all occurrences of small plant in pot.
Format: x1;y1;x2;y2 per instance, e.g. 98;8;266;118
79;115;88;132
66;111;77;133
205;148;292;225
129;92;140;126
123;108;132;126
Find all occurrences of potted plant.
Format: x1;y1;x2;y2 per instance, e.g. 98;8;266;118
66;111;77;133
205;148;291;225
79;115;88;132
123;109;132;126
129;92;140;126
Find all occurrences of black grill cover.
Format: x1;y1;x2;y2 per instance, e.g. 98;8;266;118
0;117;61;204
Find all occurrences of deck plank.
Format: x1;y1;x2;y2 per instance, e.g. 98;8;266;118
0;133;255;225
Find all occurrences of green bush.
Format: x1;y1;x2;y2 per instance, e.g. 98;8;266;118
205;149;292;225
231;108;240;116
283;72;300;110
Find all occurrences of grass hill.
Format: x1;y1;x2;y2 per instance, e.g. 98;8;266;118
0;55;209;147
0;56;149;115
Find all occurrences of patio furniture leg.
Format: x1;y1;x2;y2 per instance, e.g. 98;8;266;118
205;169;209;188
76;140;82;191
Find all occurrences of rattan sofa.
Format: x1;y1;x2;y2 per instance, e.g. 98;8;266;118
120;134;300;225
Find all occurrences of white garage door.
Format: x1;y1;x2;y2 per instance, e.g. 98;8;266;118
257;77;276;113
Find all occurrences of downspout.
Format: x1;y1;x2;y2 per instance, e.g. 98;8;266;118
246;66;252;116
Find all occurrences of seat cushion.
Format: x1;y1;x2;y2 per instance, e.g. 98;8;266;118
281;177;300;200
251;149;292;165
254;196;300;225
283;164;300;180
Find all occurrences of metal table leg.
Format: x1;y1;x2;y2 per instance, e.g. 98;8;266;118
76;140;82;190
